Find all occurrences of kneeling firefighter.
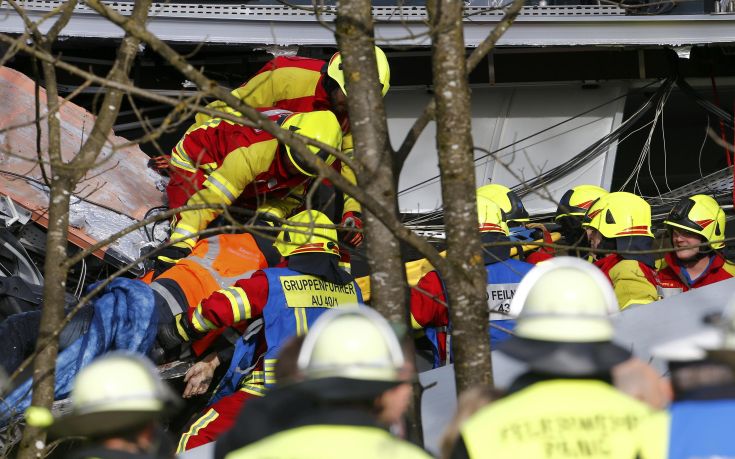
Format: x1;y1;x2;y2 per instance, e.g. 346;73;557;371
176;210;363;451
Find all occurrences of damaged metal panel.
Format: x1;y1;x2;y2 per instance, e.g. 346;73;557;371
0;66;165;266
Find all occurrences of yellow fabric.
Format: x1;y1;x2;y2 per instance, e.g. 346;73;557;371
608;259;659;309
194;67;322;128
172;139;278;246
281;275;359;309
637;410;671;459
340;162;361;214
723;261;735;276
225;424;431;459
256;195;303;220
461;379;662;459
356;233;561;302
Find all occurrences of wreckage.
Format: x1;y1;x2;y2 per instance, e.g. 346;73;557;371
0;0;734;456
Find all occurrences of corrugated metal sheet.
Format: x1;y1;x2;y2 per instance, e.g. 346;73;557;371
0;66;164;263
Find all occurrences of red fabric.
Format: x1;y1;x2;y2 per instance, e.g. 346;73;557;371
191;271;270;329
657;252;734;292
526;250;554;264
179;390;257;451
245;56;338;120
410;271;449;362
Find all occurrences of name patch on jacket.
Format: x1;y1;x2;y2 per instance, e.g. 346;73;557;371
487;283;520;320
281;276;357;308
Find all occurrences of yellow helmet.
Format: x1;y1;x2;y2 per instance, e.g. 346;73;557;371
279;111;342;177
555;185;608;220
274;210;340;257
476;184;529;222
477;195;509;236
327;46;391;97
664;194;726;250
582;192;653;239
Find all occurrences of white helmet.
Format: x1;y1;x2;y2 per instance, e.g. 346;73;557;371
500;257;630;376
296;308;405;400
510;257;619;342
51;352;177;438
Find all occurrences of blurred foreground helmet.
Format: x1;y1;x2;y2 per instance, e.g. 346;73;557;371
476;184;529;223
274;210;340;257
582;191;653;239
296;308;404;400
510;257;619;342
477;195;509;236
278;111;342;177
51;352;176;438
555;185;608;220
327;46;391;97
499;257;629;376
664;194;726;250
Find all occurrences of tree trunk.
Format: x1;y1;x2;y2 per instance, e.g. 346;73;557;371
335;0;419;442
16;176;72;459
334;1;408;328
16;2;151;457
428;0;493;391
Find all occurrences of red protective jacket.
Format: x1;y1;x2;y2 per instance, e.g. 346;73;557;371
594;254;659;310
166;109;353;248
409;271;450;362
193;56;349;136
657;252;735;292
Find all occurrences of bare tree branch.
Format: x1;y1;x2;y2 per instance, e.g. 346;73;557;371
394;0;525;173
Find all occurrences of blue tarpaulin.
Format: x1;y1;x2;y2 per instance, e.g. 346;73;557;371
0;278;157;423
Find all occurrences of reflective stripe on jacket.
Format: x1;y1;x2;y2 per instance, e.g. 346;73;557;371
460;379;660;459
155;232;267;355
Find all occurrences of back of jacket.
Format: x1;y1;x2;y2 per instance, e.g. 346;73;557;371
460;379;661;459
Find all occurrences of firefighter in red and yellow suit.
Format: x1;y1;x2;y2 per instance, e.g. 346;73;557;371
175;211;363;451
156;110;343;274
582;192;659;309
476;184;556;264
188;47;392;249
657;194;735;296
410;196;534;367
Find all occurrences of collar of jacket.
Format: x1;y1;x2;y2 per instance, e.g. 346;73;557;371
290;403;382;430
507;371;613;395
481;232;512;265
287;253;354;285
614;236;656;268
665;251;723;283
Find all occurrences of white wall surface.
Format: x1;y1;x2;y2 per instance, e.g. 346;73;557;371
388;83;627;214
